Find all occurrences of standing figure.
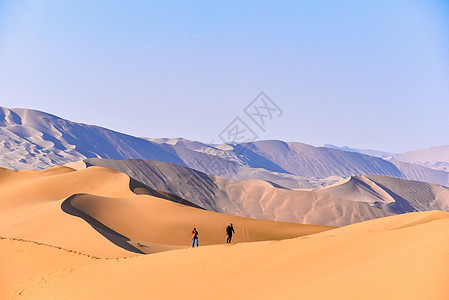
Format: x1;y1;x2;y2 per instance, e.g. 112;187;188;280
192;228;199;247
226;223;235;244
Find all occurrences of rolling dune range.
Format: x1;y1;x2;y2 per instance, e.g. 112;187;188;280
2;106;449;298
0;165;331;258
2;106;449;188
85;158;449;226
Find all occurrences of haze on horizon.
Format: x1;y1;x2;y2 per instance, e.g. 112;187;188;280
0;1;448;153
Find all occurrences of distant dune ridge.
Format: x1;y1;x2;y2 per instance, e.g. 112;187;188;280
324;143;449;173
0;107;187;170
390;145;449;172
85;158;449;226
1;106;449;188
322;144;395;158
2;106;449;225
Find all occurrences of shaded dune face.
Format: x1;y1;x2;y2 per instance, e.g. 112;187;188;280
61;195;145;254
83;159;449;226
83;159;389;226
0;166;332;257
129;177;203;209
318;174;449;213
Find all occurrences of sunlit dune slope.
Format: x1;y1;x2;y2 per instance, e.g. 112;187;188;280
2;211;448;299
69;193;332;247
0;166;331;258
0;237;94;299
84;158;400;226
0;166;135;257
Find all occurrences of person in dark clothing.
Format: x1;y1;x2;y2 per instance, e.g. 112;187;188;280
226;223;235;243
191;228;199;247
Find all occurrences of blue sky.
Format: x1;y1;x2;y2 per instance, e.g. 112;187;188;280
1;1;448;153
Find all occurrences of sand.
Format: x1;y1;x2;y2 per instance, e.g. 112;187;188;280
1;210;448;299
2;106;449;189
0;166;331;258
82;159;395;226
83;159;449;226
1;165;448;298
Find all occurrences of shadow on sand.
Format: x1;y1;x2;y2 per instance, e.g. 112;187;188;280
61;194;144;254
129;178;205;209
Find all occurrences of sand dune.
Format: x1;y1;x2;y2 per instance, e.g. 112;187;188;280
0;166;331;257
391;145;449;172
85;159;397;226
323;143;395;158
85;159;449;226
0;166;140;257
66;192;333;248
0;106;186;170
389;159;449;186
318;174;449;213
3;107;449;188
2;211;448;299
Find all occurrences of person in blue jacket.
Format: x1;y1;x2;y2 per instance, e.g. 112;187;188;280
191;228;199;247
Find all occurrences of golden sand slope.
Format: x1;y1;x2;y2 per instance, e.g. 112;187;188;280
0;166;331;257
2;211;448;299
0;166;135;257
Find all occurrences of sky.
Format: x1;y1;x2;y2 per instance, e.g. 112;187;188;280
1;1;448;153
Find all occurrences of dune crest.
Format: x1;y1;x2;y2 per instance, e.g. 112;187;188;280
2;106;449;189
84;159;449;226
0;165;331;257
2;211;448;299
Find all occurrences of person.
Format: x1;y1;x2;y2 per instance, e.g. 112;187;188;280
226;223;235;243
191;228;199;247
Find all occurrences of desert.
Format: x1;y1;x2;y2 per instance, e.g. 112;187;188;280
2;108;449;299
2;1;448;298
2;162;449;299
2;210;449;299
